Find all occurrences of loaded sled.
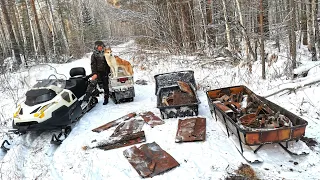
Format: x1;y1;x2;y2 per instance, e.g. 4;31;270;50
206;85;309;163
108;69;135;104
154;70;200;119
1;65;100;150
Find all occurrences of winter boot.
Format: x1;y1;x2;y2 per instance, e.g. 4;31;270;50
103;95;109;105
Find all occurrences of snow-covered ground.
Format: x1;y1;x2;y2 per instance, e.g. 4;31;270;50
1;41;320;179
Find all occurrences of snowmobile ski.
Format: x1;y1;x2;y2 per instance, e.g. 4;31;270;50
1;140;11;151
51;126;72;145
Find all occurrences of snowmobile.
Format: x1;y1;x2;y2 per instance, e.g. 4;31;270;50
1;65;100;150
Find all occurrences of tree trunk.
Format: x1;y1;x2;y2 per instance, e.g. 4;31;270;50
259;0;266;79
0;15;10;57
30;0;47;62
0;0;22;67
313;0;320;58
301;1;308;45
17;0;33;61
57;0;70;55
8;1;24;59
180;0;196;52
306;0;317;61
287;0;297;69
235;0;255;69
262;0;269;38
222;0;232;50
205;0;215;46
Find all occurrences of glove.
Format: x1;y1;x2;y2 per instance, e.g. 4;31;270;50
91;74;98;80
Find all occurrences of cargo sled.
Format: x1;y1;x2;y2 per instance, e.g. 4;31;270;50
154;71;200;119
108;69;135;104
206;85;309;163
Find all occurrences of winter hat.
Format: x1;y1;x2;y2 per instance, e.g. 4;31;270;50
94;41;105;49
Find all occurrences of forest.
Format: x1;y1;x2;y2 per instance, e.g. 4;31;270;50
0;0;319;78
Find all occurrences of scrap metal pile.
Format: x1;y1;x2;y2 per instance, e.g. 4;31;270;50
212;91;293;130
161;81;197;106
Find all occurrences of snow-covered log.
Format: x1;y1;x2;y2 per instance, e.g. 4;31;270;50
263;76;320;98
293;61;320;76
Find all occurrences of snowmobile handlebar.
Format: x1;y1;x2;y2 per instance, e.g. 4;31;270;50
85;73;95;80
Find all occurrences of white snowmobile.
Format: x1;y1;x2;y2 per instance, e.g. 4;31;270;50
1;65;100;150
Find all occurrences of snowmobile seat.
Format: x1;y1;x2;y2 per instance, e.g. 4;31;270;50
70;67;86;77
64;80;77;95
69;67;87;98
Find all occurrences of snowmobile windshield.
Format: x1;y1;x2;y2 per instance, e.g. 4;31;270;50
24;64;67;90
25;89;56;106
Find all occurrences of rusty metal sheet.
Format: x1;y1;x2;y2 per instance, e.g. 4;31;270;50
140;111;164;128
177;81;194;96
95;131;146;151
175;117;206;143
292;127;306;138
123;142;179;178
111;118;145;137
162;90;197;106
85;118;146;151
92;112;136;133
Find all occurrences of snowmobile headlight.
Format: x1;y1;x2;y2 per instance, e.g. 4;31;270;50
34;102;56;118
13;105;21;118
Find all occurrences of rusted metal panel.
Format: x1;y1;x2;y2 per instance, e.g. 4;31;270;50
215;103;232;112
92;112;136;133
277;129;291;141
177;81;194;96
86;118;146;151
245;133;261;145
111;119;145;137
292;127;306;138
162;90;197;106
123;142;179;178
140;111;164;128
175;117;206;143
95;131;146;151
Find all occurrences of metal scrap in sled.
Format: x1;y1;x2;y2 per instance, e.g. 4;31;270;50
154;70;200;119
206;85;309;163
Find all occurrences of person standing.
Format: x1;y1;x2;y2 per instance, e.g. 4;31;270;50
90;41;110;105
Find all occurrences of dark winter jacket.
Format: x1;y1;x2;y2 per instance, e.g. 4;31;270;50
91;51;110;76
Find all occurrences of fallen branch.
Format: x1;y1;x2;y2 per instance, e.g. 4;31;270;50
293;61;320;76
264;77;320;98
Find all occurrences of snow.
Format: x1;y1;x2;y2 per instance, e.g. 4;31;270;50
1;41;320;179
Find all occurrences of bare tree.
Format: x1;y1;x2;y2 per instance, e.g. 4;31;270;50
0;0;22;68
